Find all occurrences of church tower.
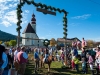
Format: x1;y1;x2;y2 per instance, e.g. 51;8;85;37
31;13;36;33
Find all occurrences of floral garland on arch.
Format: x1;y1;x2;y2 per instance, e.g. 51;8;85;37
16;0;68;46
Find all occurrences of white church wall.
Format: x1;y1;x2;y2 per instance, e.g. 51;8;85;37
24;33;31;45
39;40;43;47
22;33;43;46
22;34;25;45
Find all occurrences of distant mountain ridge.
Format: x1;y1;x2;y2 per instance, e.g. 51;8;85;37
0;30;17;41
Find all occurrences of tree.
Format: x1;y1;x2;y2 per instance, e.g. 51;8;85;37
4;41;10;47
86;40;95;48
9;40;17;47
50;38;56;46
0;41;2;44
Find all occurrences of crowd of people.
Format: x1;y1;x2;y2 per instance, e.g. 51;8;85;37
70;47;98;75
0;45;28;75
0;37;100;75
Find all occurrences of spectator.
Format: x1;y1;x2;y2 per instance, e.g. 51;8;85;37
81;58;86;74
17;46;28;75
73;55;80;72
60;52;65;66
87;53;94;75
0;45;9;75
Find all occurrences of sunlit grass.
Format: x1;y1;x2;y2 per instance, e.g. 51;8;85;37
25;53;92;75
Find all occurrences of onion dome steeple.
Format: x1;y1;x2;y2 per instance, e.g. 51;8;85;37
31;13;36;24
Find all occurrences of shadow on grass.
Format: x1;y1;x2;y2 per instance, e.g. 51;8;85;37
41;72;71;75
25;61;35;75
51;68;91;75
51;67;69;72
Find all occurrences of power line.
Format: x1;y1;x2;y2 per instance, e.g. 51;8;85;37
89;0;100;6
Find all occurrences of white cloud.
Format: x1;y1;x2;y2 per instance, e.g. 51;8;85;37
25;10;29;13
39;37;46;39
4;10;17;24
0;0;29;27
0;21;11;27
69;23;80;26
71;14;91;19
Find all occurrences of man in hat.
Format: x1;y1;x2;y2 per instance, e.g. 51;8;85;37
17;46;28;75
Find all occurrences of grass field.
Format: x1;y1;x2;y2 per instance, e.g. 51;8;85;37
25;53;92;75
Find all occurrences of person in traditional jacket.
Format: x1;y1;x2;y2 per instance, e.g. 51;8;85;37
17;46;28;75
34;48;40;70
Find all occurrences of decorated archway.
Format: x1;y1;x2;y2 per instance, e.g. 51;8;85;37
16;0;68;65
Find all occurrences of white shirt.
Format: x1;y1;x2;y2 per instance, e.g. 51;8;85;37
1;52;8;69
56;54;60;58
9;49;12;55
14;50;19;61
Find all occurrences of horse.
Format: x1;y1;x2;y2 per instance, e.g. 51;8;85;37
40;48;53;72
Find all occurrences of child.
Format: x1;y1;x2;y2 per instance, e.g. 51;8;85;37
87;53;94;75
67;53;72;68
81;58;86;74
71;53;75;70
73;55;80;72
60;52;65;66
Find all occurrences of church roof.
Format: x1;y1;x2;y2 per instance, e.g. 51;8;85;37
22;23;36;34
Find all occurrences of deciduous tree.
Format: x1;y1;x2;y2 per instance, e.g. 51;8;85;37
4;41;10;47
9;40;17;47
50;38;56;46
86;40;95;48
0;41;2;44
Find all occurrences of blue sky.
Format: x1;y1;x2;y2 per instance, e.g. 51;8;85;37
0;0;100;41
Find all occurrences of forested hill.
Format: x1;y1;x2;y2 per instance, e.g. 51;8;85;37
0;30;17;41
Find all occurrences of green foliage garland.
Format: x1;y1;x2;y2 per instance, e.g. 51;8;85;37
43;39;50;47
63;13;68;39
16;0;68;46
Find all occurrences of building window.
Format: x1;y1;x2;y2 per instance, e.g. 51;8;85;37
27;37;29;41
38;44;39;47
32;40;34;45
